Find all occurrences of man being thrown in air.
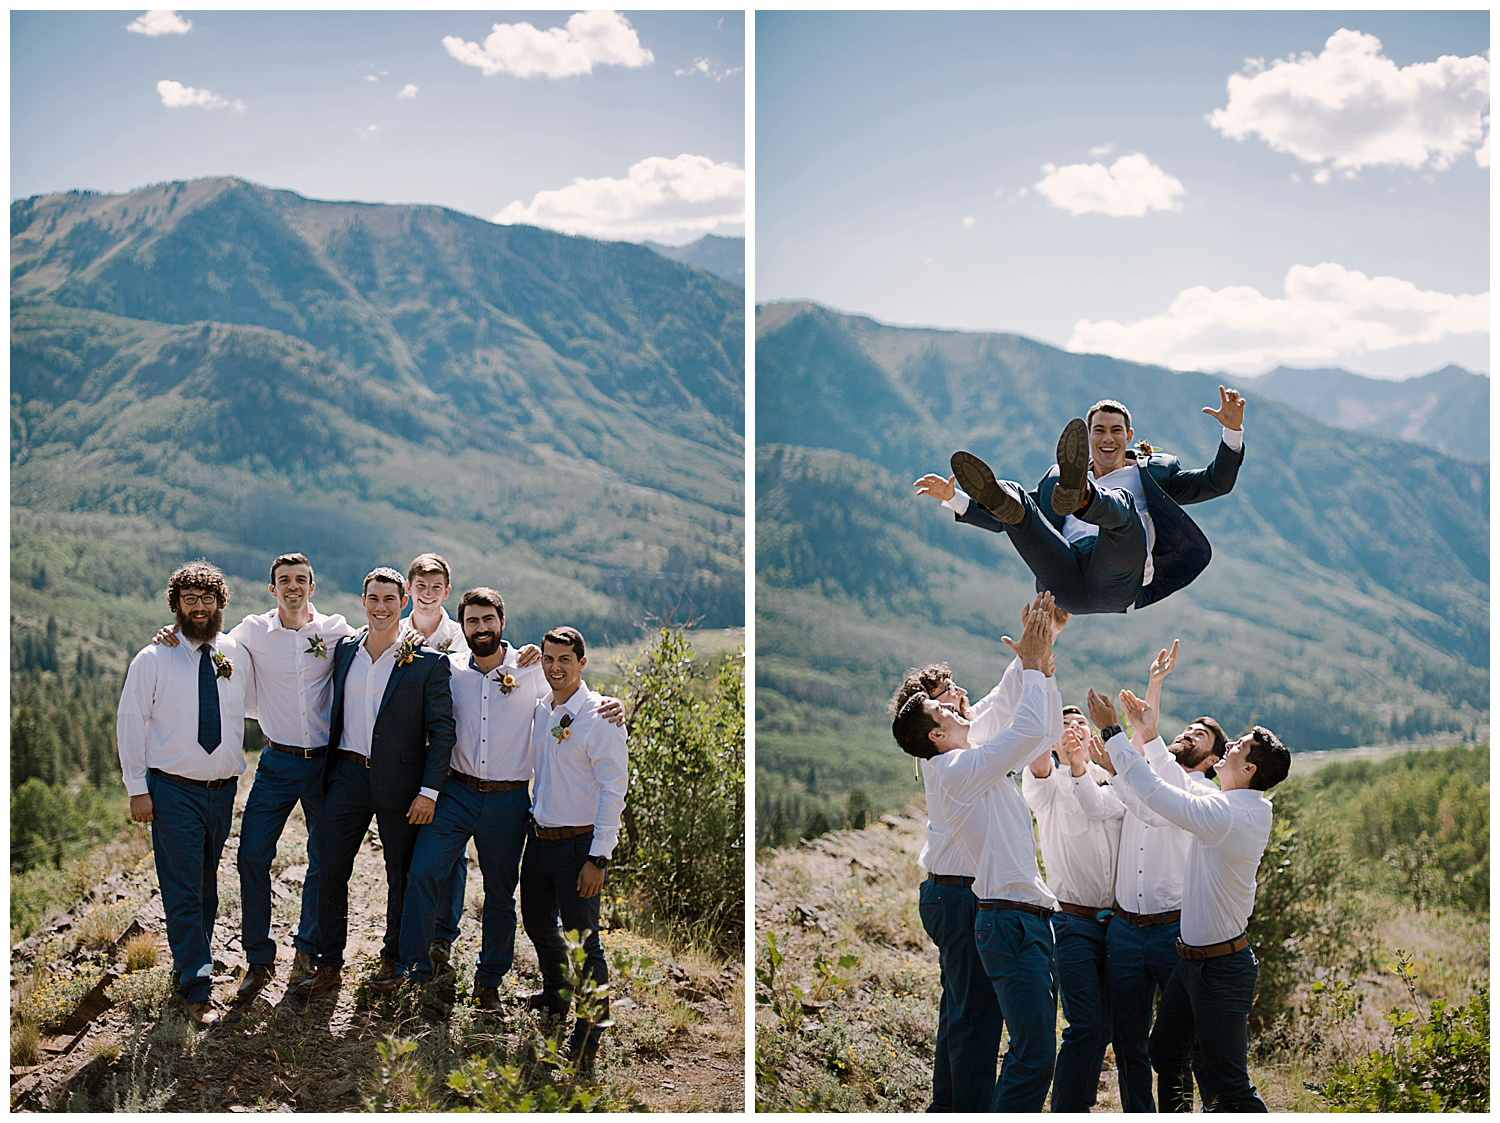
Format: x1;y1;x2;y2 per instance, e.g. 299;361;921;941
914;389;1245;615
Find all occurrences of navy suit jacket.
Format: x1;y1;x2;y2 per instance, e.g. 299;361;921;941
322;632;455;809
965;438;1244;610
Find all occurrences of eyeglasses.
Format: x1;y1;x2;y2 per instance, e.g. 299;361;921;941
178;593;220;607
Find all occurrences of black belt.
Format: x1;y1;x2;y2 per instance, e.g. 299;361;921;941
149;767;233;790
1177;934;1249;961
268;740;325;759
1057;901;1113;923
335;749;370;768
1116;906;1181;927
448;769;527;793
532;823;592;840
925;873;975;887
977;898;1055;920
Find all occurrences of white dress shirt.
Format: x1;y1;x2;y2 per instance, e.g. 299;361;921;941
405;607;465;654
1106;736;1209;914
230;606;353;748
529;681;628;859
1109;735;1274;945
117;633;251;796
1022;760;1122;910
448;645;548;781
919;656;1023;878
925;669;1062;905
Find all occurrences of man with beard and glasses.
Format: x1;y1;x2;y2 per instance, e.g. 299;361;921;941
117;560;252;1027
890;595;1069;1112
375;590;622;1010
1084;641;1225;1112
914;391;1245;615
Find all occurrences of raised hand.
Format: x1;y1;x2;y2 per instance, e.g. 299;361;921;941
1002;592;1054;672
1202;385;1246;430
1088;732;1115;777
1119;688;1159;745
1086;687;1118;731
1148;640;1178;686
914;473;957;502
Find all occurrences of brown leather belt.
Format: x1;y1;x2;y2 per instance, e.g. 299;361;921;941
1177;935;1249;961
149;767;233;790
926;873;975;887
532;824;592;840
448;769;527;793
1057;900;1113;922
977;898;1055;920
335;749;370;768
268;740;325;759
1116;906;1181;927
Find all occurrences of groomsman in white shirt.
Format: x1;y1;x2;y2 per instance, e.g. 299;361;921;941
1022;706;1123;1112
117;560;252;1027
520;626;628;1066
890;592;1063;1111
1089;687;1289;1112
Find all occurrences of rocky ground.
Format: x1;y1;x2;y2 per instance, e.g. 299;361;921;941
12;767;745;1112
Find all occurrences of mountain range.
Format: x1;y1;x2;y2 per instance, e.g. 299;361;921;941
754;300;1488;831
1243;364;1487;463
11;177;745;665
644;235;744;287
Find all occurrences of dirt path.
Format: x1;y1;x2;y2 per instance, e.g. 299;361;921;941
12;764;744;1112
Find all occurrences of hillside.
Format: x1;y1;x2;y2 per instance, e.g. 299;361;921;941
644;235;745;287
11;177;745;668
1243;364;1488;463
754;301;1488;836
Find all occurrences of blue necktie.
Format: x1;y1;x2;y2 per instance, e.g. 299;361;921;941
198;645;222;753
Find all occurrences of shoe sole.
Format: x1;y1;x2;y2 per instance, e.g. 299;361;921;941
1051;418;1089;516
951;451;1023;525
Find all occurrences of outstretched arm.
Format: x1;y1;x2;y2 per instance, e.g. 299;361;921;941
1201;385;1245;432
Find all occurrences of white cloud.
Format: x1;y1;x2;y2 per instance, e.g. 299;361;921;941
356;125;379;138
674;57;742;81
443;10;653;79
1087;143;1115;158
962;216;976;228
126;10;190;36
1069;263;1488;373
364;74;379;83
1208;29;1489;173
493;153;744;242
1035;152;1184;217
156;80;244;112
396;84;419;100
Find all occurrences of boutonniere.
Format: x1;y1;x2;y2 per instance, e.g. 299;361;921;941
211;651;233;680
1135;439;1157;457
550;714;573;742
435;639;455;655
394;636;420;667
491;670;518;695
304;635;328;658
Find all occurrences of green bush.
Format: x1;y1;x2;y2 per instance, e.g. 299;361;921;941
1314;953;1488;1112
613;627;744;954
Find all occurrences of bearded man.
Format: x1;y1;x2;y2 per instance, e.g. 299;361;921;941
117;560;252;1027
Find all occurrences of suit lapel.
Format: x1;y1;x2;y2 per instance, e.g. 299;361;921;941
377;653;410;718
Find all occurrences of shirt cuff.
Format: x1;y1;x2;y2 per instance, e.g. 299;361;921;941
419;786;439;802
942;489;970;516
590;830;619;859
1222;425;1244;451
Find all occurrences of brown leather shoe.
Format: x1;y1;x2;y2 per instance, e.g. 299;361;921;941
366;973;410;996
185;1000;221;1027
475;986;504;1012
236;962;273;1001
293;965;342;995
1050;418;1091;516
951;451;1024;525
290;951;315;980
428;938;452;969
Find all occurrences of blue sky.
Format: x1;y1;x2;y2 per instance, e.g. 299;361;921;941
12;10;744;245
757;11;1489;379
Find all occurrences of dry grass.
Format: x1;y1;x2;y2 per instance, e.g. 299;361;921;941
123;931;162;972
74;902;135;951
12;1019;43;1067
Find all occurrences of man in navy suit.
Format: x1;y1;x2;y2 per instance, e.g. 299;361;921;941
915;389;1245;615
295;567;455;995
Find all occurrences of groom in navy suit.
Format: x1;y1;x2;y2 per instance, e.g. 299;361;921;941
295;566;455;995
916;389;1245;615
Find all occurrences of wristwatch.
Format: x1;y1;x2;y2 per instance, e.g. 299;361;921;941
1099;724;1123;742
588;855;610;870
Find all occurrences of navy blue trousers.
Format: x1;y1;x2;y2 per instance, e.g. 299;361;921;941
148;770;236;1005
1050;910;1112;1111
975;908;1056;1111
519;829;607;1012
237;747;325;965
1151;945;1267;1112
1107;916;1194;1111
917;879;1001;1111
994;485;1146;615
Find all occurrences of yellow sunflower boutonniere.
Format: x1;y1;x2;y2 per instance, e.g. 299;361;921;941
211;651;233;680
394;636;420;667
305;635;328;658
550;714;573;742
492;670;518;695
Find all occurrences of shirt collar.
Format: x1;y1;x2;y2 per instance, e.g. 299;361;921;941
268;605;321;633
552;681;590;718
